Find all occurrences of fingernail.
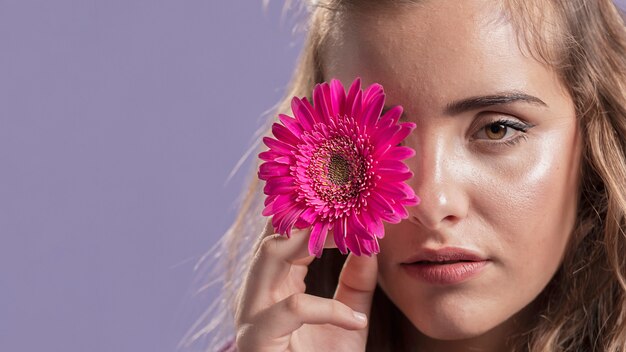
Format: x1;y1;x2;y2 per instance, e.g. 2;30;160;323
353;311;367;323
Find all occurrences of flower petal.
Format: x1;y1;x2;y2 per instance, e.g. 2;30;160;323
361;93;385;128
377;169;413;182
278;204;305;237
322;83;336;118
344;77;362;115
262;204;274;217
381;146;415;160
377;105;403;128
344;225;362;256
291;96;316;130
313;83;332;124
349;213;374;240
272;123;301;146
359;236;379;256
259;77;419;258
278;113;303;136
264;194;277;207
368;192;400;223
330;79;346;117
258;162;291;180
387;122;416;147
390;199;409;219
362;83;384;105
267;194;296;215
300;206;318;224
294;217;311;228
333;217;348;254
274;155;293;164
345;215;379;256
263;136;295;154
350;90;363;121
372;125;401;153
377;159;410;173
264;176;297;194
363;211;385;238
373;182;409;200
258;150;282;162
309;221;330;258
361;210;385;239
404;194;421;206
397;182;419;201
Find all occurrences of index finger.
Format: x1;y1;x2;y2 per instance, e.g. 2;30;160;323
255;218;338;264
236;218;335;322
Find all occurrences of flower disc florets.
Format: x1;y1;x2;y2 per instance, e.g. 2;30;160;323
258;77;420;257
297;117;373;219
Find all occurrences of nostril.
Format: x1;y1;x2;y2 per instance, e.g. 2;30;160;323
442;214;459;223
406;208;463;232
405;186;469;230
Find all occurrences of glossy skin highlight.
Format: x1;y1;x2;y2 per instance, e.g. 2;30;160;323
324;1;582;350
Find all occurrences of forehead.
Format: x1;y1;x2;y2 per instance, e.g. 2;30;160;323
322;0;565;114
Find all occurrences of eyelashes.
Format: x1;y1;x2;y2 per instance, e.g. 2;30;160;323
395;117;536;148
476;118;535;148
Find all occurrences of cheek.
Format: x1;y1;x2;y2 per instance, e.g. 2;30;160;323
478;128;581;291
373;124;582;337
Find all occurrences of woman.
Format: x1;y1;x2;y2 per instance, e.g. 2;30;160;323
183;0;626;351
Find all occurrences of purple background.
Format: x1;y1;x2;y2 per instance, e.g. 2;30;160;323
1;1;624;351
0;1;303;351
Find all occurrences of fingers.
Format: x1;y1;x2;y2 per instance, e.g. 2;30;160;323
252;219;338;290
255;228;316;287
237;218;336;323
237;229;310;321
333;250;379;322
237;293;368;346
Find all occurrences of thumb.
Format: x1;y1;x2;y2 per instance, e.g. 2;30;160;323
333;251;378;321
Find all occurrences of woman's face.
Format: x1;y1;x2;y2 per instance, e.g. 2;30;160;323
324;0;582;347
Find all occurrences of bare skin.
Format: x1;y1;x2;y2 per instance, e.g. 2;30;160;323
234;220;378;351
236;0;583;351
325;1;582;351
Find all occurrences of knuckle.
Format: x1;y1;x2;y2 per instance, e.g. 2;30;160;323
285;293;304;314
259;234;282;256
235;324;256;351
330;300;350;318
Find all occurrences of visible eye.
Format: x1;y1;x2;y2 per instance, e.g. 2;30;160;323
474;118;535;147
484;123;509;139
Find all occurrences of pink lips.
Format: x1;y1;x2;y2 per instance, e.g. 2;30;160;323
401;247;490;285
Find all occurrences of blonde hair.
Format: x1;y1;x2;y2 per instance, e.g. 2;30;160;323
179;1;626;351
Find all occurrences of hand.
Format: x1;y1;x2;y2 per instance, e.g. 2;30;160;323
234;219;378;352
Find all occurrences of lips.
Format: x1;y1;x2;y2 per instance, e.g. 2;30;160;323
401;247;490;285
402;247;488;264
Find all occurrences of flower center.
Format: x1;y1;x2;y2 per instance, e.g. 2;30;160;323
328;154;351;185
293;117;376;219
306;136;365;203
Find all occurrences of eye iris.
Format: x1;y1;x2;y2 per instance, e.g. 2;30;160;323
485;123;507;139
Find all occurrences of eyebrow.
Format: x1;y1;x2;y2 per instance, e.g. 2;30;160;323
443;91;548;115
382;90;548;120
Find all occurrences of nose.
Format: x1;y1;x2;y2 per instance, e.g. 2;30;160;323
405;133;469;230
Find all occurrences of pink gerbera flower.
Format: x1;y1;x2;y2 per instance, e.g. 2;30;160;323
258;77;420;257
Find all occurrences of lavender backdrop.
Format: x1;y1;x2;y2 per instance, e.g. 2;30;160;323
0;1;304;351
1;1;624;352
